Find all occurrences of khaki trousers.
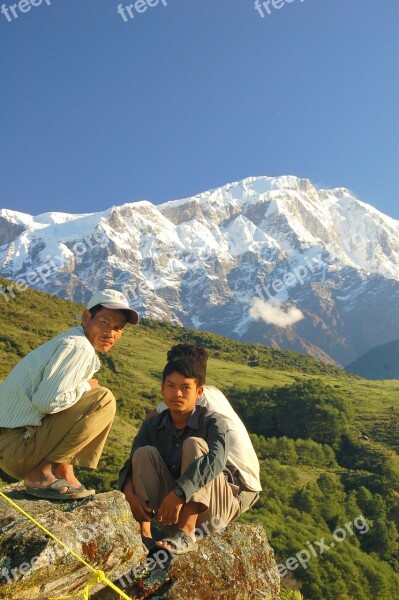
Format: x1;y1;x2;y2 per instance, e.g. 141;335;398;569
0;387;116;480
131;437;241;534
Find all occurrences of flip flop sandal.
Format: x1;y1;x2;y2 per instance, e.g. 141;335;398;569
25;479;95;500
156;528;198;555
73;484;96;495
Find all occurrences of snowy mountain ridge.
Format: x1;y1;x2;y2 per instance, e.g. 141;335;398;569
1;175;398;366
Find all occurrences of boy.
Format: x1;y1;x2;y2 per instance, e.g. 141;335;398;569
119;358;240;554
152;344;261;514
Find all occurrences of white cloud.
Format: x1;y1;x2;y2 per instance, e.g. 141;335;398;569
249;297;304;328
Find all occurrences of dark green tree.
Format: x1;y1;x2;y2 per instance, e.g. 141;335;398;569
273;379;353;446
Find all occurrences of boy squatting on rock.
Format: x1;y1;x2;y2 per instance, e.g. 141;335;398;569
0;289;138;500
152;344;261;515
119;349;261;554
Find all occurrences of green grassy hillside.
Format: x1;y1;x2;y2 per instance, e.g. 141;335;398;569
1;279;399;599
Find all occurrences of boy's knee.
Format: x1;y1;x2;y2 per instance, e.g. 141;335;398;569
132;445;160;463
182;437;208;453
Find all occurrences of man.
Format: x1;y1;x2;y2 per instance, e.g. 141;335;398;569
119;357;239;554
0;289;138;500
152;344;262;515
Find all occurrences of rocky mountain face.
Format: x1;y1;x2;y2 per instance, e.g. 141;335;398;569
1;176;398;365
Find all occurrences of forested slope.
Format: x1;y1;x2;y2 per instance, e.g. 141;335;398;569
1;280;398;599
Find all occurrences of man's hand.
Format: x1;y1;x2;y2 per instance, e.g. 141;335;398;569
122;479;153;522
88;379;100;389
157;491;184;526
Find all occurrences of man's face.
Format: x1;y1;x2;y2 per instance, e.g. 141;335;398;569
82;307;127;352
161;371;203;417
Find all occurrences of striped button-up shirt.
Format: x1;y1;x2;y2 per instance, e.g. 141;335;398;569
0;325;100;428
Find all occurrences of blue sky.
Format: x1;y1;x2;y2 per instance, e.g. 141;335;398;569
1;0;398;218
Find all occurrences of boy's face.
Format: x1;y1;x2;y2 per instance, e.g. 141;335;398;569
161;371;203;417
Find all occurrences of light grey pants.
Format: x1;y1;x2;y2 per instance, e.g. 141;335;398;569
131;437;242;534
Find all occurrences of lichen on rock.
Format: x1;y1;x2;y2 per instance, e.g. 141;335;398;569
0;483;280;600
0;482;146;599
94;522;280;600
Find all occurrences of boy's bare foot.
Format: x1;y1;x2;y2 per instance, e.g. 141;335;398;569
156;528;197;554
140;521;152;538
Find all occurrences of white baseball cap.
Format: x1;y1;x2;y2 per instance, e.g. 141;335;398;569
86;289;139;325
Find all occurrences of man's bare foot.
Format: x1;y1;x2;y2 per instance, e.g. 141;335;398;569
54;464;82;488
23;460;67;492
24;461;83;493
24;474;69;492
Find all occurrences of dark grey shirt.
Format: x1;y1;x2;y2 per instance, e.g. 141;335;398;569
118;405;229;502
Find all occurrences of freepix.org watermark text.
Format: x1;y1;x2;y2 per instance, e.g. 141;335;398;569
255;253;326;302
254;0;304;19
116;0;167;22
255;515;371;596
0;517;116;584
0;0;52;22
0;229;108;304
277;515;370;577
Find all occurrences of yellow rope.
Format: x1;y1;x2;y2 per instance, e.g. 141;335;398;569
48;571;106;600
0;490;132;600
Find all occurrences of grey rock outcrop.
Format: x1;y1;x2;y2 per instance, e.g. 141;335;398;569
98;522;280;600
0;483;146;599
0;484;280;600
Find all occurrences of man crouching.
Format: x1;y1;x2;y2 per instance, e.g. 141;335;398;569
119;358;240;554
0;289;139;500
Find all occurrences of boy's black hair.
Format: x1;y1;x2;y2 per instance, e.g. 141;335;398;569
88;304;130;322
167;344;209;376
162;357;205;387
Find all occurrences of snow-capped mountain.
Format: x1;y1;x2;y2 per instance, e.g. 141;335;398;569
1;176;398;366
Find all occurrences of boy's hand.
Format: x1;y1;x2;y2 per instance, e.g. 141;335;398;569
122;479;154;522
157;491;184;525
130;494;154;522
88;379;100;389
